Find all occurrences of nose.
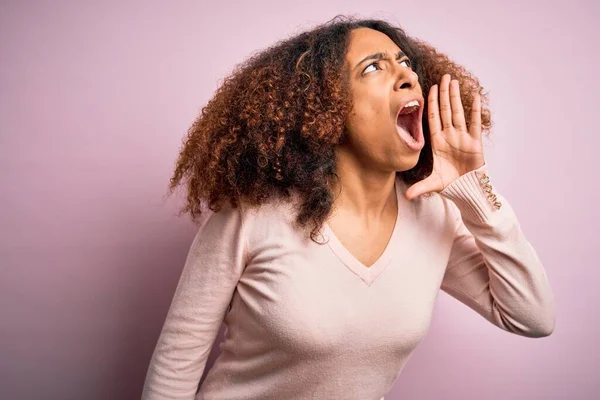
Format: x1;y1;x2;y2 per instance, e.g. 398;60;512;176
394;66;418;91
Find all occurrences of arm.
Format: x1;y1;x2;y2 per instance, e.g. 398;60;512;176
142;202;248;399
439;163;555;338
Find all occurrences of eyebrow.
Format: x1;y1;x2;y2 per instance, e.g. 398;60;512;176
354;50;407;71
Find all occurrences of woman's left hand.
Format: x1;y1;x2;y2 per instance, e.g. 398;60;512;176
405;73;486;201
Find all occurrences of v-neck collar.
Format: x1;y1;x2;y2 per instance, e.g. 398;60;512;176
322;178;403;286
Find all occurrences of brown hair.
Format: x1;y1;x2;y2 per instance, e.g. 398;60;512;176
167;15;493;243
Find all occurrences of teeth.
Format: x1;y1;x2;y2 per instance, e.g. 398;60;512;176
399;100;420;115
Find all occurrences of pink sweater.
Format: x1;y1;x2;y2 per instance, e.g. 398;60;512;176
142;163;555;399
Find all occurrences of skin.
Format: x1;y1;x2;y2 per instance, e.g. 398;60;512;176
328;28;485;261
330;28;420;231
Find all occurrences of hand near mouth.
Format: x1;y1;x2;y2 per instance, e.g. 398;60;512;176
404;73;486;201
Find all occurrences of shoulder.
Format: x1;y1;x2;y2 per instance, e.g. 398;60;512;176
241;191;311;244
191;200;247;252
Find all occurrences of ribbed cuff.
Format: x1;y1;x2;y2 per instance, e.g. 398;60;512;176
439;163;502;224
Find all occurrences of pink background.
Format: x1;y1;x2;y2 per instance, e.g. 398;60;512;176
1;1;597;399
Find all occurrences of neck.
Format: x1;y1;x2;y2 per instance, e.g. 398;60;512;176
330;147;398;226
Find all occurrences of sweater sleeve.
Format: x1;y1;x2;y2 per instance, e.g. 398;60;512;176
142;202;248;399
438;163;555;338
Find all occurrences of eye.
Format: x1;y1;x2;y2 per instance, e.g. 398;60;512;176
399;59;412;68
362;58;413;74
363;61;381;74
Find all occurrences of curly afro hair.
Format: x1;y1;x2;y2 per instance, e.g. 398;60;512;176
167;15;493;243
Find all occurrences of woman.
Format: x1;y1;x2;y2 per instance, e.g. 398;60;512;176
142;16;555;400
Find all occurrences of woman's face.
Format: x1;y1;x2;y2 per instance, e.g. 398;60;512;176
343;27;425;172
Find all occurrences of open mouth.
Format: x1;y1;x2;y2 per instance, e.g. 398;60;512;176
396;102;421;140
394;98;424;151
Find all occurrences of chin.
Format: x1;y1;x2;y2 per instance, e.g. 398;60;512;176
394;152;420;172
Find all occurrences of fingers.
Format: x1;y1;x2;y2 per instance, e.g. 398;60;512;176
438;74;452;129
405;178;432;200
429;73;481;137
427;84;441;135
405;171;444;200
450;79;466;130
470;90;482;139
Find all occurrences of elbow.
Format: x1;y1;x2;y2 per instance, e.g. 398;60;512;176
526;310;555;338
535;297;557;337
535;315;555;338
505;304;555;338
530;324;553;338
524;290;556;338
